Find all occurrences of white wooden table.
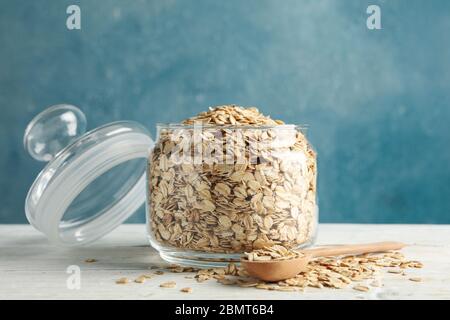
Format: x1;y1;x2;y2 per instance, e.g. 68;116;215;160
0;224;449;300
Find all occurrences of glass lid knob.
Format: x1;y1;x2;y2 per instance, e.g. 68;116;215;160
23;104;87;162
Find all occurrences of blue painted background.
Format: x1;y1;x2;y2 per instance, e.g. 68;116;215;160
0;0;449;224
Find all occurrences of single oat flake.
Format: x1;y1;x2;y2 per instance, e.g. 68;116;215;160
409;277;422;282
116;277;129;285
353;285;370;292
134;276;147;284
160;281;177;288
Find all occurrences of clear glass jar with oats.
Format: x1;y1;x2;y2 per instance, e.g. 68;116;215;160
146;106;318;267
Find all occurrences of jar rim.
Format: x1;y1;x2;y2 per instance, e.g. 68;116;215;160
156;123;308;130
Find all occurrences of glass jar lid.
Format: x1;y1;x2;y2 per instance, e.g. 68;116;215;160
24;104;154;246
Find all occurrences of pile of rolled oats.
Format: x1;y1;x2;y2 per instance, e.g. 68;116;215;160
182;105;284;126
192;251;423;292
115;247;423;293
148;105;317;254
244;245;302;261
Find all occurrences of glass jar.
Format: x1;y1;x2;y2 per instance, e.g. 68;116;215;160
147;123;318;267
24;105;317;268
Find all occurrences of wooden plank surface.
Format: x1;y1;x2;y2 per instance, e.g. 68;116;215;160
0;224;449;300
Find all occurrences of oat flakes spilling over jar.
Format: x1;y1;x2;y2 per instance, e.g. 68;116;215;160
147;105;317;266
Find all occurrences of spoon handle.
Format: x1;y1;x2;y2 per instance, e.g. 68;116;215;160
301;241;406;258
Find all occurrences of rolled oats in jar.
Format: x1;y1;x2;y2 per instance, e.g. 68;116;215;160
147;105;318;266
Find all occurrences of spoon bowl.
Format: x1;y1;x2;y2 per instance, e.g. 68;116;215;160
241;241;406;282
241;253;313;282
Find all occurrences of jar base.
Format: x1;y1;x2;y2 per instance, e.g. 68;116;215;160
159;250;242;268
155;236;317;268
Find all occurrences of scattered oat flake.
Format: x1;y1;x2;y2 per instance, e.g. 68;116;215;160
134;276;146;284
154;270;164;275
181;287;193;293
388;269;403;274
409;277;422;282
84;259;97;263
160;281;176;288
116;277;129;284
353;285;370;292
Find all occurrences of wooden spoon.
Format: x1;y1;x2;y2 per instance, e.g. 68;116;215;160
241;241;406;282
